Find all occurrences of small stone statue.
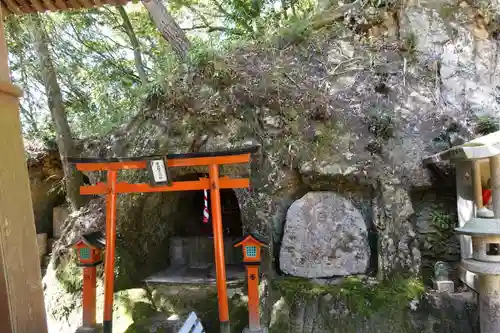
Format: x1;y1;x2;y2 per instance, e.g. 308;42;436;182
434;261;450;281
433;261;454;293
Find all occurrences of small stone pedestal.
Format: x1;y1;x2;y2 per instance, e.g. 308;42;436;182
433;261;455;293
433;280;455;293
75;326;100;333
243;327;268;333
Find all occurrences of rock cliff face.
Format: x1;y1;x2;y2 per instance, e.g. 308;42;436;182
25;139;65;235
43;0;500;331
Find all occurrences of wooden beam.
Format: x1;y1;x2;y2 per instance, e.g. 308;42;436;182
76;0;94;8
29;0;46;12
40;0;58;11
2;0;22;15
0;12;48;333
0;7;9;81
66;0;82;8
52;0;67;9
0;7;12;324
0;2;12;15
74;153;252;172
80;177;250;195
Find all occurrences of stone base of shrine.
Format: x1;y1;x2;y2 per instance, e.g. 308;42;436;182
143;264;245;286
243;326;268;333
75;325;100;333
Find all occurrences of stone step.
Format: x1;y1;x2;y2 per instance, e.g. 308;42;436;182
170;236;243;267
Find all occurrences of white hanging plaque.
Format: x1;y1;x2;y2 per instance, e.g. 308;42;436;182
147;159;169;184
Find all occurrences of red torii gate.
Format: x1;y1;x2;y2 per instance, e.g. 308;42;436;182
69;146;258;333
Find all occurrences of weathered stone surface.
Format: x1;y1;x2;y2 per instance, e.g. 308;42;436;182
271;278;478;333
414;291;479;333
372;177;421;279
53;205;70;238
280;192;370;278
25;140;65;235
45;1;500;328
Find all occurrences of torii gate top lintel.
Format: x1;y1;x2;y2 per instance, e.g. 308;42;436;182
68;145;260;165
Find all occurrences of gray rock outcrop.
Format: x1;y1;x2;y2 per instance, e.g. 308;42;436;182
280;192;370;278
372;177;421;279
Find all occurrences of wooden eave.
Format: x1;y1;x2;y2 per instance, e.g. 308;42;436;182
1;0;132;16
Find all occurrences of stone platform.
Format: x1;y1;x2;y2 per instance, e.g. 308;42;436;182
143;264;246;286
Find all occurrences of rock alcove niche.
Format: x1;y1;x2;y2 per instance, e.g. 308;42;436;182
144;172;246;285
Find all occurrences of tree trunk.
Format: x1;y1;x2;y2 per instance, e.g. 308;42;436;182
30;14;86;211
141;0;190;59
117;6;149;85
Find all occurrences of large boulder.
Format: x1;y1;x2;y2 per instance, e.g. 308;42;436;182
279;192;370;278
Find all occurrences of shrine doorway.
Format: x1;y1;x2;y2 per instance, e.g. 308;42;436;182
145;173;245;285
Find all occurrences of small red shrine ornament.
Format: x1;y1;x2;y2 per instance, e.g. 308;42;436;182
235;234;265;263
234;233;267;333
69;231;105;332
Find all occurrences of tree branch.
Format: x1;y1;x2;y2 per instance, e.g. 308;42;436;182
117;5;149;85
182;25;243;35
68;21;141;83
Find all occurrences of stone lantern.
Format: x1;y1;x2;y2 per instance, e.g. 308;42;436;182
456;218;500;333
423;130;500;333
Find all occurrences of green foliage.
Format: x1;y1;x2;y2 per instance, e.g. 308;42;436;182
423;211;455;257
150;286;248;333
186;41;220;69
367;113;395;140
55;253;83;293
439;3;460;21
401;32;418;59
476;115;500;135
274;276;424;317
275;17;312;46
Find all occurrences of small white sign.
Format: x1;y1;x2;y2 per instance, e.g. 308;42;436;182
150;160;168;183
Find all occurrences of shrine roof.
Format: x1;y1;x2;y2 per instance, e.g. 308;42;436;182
234;232;267;247
423;130;500;165
68;231;105;248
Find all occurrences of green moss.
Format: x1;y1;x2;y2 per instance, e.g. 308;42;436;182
476;115;500;135
367;113;395;141
273;276;424;317
151;286;248;333
114;245;139;290
400;32;418;61
439;4;460;21
55;252;83;293
422;210;455;258
274;17;312;47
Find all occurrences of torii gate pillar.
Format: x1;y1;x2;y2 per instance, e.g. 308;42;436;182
0;9;48;333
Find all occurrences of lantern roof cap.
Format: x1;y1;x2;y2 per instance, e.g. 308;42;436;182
68;231;105;249
423;130;500;164
234;232;267;248
455;217;500;236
